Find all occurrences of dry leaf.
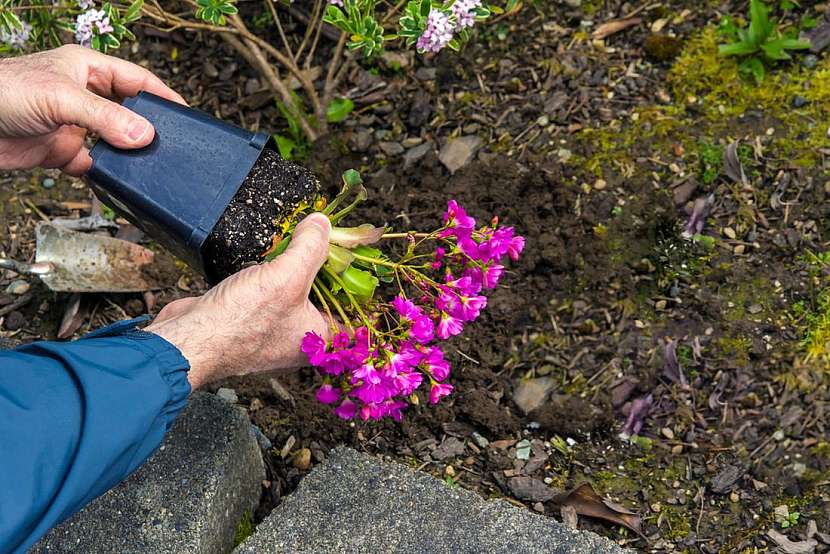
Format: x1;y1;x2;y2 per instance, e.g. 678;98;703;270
592;17;642;40
57;293;87;339
554;482;643;537
560;505;578;529
767;529;818;554
724;141;747;185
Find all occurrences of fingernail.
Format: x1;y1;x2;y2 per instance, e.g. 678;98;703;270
305;213;331;233
127;119;151;142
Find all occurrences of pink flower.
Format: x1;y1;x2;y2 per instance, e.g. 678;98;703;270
441;200;476;233
316;383;341;405
301;332;329;366
452;294;487;322
508;235;525;261
432;247;446;270
423;347;451;381
429;382;454;405
416;8;454;53
437;312;464;339
481;264;504;289
410;315;435;343
393;369;424;396
391;296;421;321
388;341;423;372
334;398;357;420
451;0;482;29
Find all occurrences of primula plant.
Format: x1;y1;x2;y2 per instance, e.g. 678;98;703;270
268;170;524;421
1;0;519;140
718;0;810;83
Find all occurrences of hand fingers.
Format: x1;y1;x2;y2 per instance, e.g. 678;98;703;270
271;213;331;297
54;87;155;150
60;44;187;106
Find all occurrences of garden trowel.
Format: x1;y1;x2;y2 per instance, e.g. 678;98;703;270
0;221;167;293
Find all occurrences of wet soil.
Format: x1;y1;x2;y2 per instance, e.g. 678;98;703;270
202;148;319;283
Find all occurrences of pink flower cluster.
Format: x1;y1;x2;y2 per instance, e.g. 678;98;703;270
75;9;113;47
416;1;483;53
302;200;524;421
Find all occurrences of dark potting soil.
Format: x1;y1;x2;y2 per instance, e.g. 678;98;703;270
202;148;320;283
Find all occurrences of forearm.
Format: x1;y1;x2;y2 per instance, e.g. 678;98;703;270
0;319;190;553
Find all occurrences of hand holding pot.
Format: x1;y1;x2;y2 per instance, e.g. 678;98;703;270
0;45;185;176
146;213;333;390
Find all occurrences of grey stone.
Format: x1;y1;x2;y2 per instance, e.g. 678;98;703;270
349;128;373;153
432;436;466;460
507;476;557;503
216;387;238;404
35;393;264;554
235;447;628;554
513;377;555;414
439;135;482;174
415;67;437;81
379;141;405;156
403;141;433;169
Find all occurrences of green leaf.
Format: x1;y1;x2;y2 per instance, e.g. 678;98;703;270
263;236;291;261
761;38;791;60
124;0;143;23
748;0;771;45
718;41;759;56
326;97;354;123
352;245;383;259
739;56;766;83
341;265;379;299
274;134;296;160
779;37;811;50
326;244;355;273
342;169;363;187
219;3;238;15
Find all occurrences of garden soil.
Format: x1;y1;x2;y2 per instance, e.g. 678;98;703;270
2;1;830;552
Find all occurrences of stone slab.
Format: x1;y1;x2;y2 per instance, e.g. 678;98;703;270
235;446;628;554
34;392;264;554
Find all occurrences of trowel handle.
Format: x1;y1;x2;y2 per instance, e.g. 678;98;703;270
0;258;53;276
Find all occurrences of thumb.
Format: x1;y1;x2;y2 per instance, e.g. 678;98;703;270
57;88;154;149
274;212;331;292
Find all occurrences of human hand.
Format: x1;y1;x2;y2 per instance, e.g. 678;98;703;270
0;44;185;176
145;214;333;390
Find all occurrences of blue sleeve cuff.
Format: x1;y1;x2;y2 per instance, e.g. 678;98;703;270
81;316;192;431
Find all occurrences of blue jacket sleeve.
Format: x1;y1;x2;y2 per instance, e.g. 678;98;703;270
0;317;191;554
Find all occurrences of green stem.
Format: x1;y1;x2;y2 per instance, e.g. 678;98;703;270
315;276;354;333
311;280;338;334
323;266;373;328
351;252;430;270
380;232;432;239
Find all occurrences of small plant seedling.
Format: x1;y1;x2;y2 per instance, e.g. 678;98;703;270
718;0;811;83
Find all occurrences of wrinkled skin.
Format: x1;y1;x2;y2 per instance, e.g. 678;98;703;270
147;214;333;389
0;44;185;175
0;45;332;388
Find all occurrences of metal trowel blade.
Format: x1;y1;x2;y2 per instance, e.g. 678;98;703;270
35;222;165;293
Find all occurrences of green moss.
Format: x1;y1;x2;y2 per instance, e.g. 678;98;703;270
660;505;692;540
697;140;723;184
233;511;255;547
715;335;752;367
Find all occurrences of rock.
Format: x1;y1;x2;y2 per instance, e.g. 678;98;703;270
251;424;272;450
35;393;264;554
803;54;819;69
381;51;409;69
710;464;743;494
792;95;810;108
42;177;56;189
235;447;626;553
507;476;558;502
432;436;466;460
401;137;423;148
471;432;490;449
439;135;482;174
349;128;373;153
404;142;433;169
6;280;30;295
292;448;312;471
513;377;555;415
3;310;25;331
415;67;437;81
379;141;405;156
515;439;532;461
216;387;239;404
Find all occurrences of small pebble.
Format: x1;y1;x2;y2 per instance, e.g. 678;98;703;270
216;387;238;404
792;95;810;108
6;280;30;296
292;448;312;471
802;54;819;69
471;432;490;449
515;439;532;460
593;178;607;190
41;177;56;189
3;310;25;331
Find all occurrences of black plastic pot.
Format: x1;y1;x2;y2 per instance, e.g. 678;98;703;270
86;91;274;278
